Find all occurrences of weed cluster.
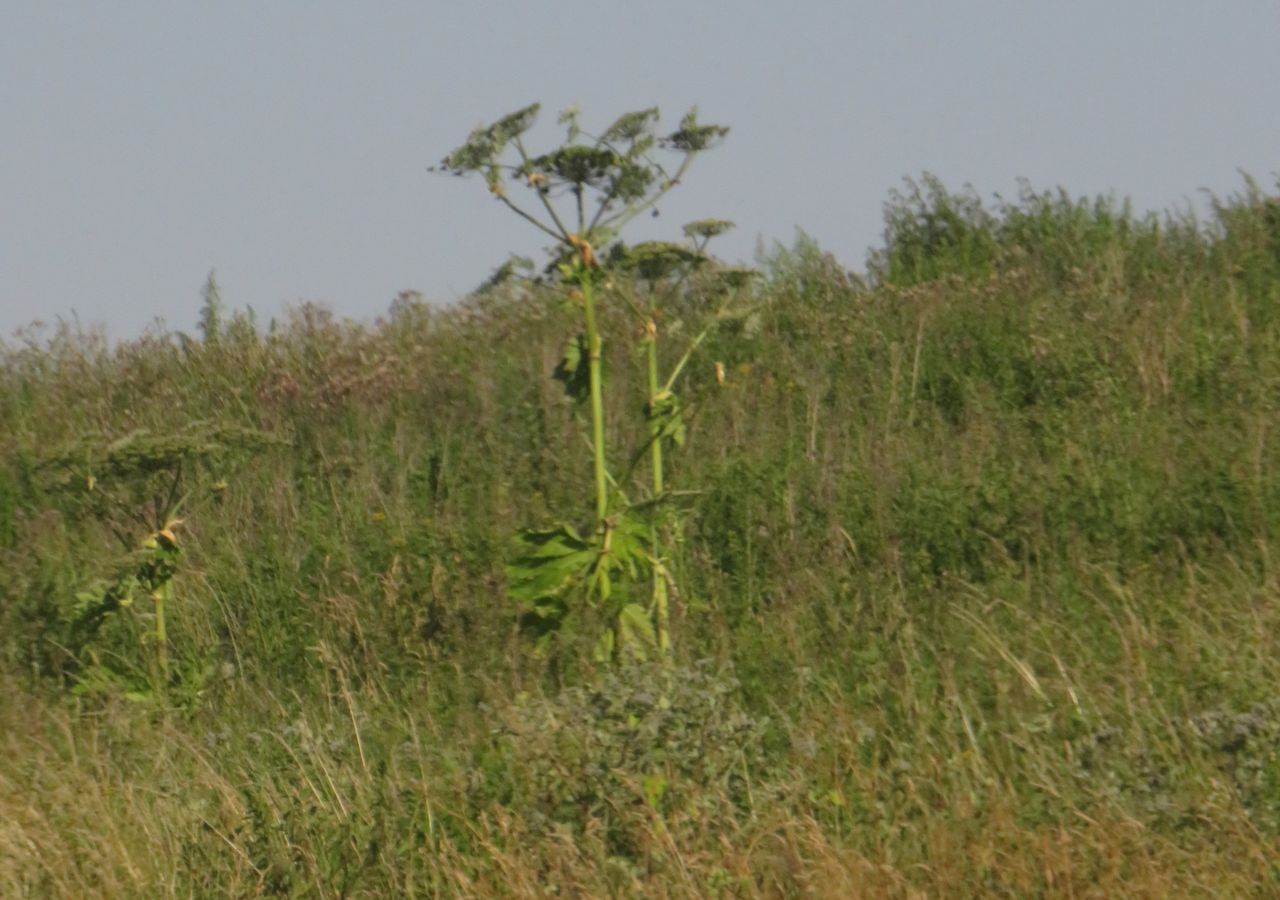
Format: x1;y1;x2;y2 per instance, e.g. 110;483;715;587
494;660;767;844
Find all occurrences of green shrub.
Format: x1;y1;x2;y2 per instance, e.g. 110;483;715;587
492;659;768;855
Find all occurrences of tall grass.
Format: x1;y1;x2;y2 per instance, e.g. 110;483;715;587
3;176;1280;896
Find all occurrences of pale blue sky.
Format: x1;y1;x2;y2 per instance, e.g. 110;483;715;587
3;2;1278;339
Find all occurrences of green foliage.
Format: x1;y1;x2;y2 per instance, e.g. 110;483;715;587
37;422;283;524
871;174;1001;286
507;513;659;662
29;421;282;699
613;239;705;283
197;269;224;344
63;524;182;702
646;390;686;448
1070;696;1280;835
664;108;730;153
440;102;541;181
870;172;1206;291
1189;698;1280;833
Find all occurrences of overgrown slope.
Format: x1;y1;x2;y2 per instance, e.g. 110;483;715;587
3;178;1280;897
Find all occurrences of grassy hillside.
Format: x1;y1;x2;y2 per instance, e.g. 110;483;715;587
3;177;1280;896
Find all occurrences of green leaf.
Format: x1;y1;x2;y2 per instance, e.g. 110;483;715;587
506;525;596;605
608;532;647;578
531;595;569;619
74;584;108;610
617;241;703;283
509;564;576;601
518;594;571;655
490;103;541;145
440;103;540;173
530;146;617;187
520;522;587;557
617;602;657;658
601;107;659;144
553;334;591;402
648;392;687;448
608;159;657;203
665;108;729;153
682;218;735;240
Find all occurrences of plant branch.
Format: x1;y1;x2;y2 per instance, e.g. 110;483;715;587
580;272;610;526
515;136;575;243
663;325;713;394
496;195;566;242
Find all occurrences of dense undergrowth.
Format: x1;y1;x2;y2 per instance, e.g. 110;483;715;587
3;176;1280;896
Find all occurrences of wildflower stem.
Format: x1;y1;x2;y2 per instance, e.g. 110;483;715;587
581;272;609;526
646;325;671;658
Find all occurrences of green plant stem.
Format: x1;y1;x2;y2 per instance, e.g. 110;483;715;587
581;273;609;526
153;582;169;687
646;334;665;500
646;327;671;658
663;326;712;393
496;195;566;242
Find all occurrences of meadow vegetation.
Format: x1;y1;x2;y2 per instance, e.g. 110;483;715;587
3;153;1280;895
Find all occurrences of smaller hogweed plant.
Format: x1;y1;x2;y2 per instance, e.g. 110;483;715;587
38;423;281;703
438;103;755;664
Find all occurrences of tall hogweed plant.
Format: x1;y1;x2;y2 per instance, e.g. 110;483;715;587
38;423;280;703
438;103;754;664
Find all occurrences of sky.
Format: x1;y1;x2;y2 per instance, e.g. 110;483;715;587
3;2;1279;340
